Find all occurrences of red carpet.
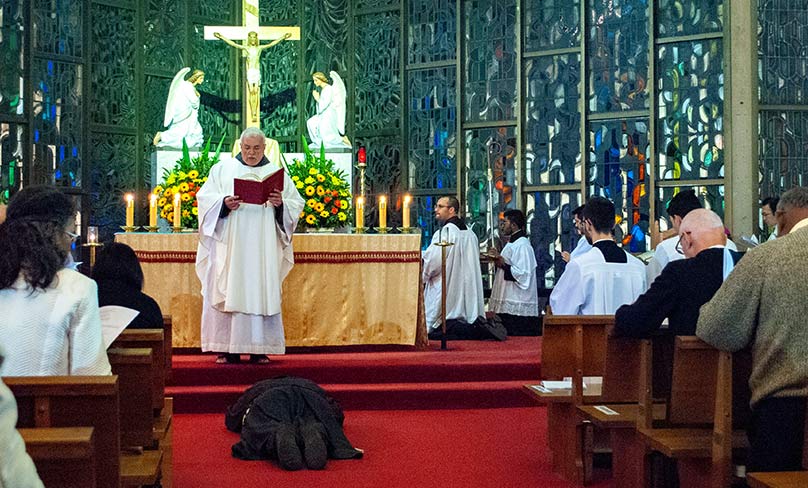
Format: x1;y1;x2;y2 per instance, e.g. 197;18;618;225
174;406;614;488
168;337;543;412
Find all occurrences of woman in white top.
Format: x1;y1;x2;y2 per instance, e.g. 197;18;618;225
0;186;110;376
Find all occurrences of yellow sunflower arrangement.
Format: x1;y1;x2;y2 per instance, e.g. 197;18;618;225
287;139;351;229
152;137;222;229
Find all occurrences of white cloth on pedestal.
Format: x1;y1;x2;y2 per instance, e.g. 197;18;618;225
549;246;647;315
196;141;305;354
489;236;539;317
422;222;485;331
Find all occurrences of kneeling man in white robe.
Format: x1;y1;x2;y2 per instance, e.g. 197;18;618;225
550;196;647;315
423;196;485;334
487;209;539;336
196;127;305;364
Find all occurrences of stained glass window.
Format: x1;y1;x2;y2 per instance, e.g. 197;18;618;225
588;118;650;252
192;23;232;140
588;0;650;113
354;135;403;226
656;0;723;37
355;11;402;133
464;127;516;245
524;0;581;51
525;191;582;287
463;0;517;123
0;122;24;200
260;40;298;138
144;0;185;73
524;54;582;185
408;0;456;64
758;0;808;105
656;39;724;181
88;133;138;242
0;1;25;118
408;67;456;191
32;0;82;58
91;3;137;128
759;110;808;197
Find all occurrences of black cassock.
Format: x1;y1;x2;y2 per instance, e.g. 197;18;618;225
225;376;362;462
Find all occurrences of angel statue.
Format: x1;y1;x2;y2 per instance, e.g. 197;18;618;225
307;71;351;149
153;68;205;148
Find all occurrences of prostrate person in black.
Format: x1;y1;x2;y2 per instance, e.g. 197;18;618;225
225;376;363;471
614;209;734;338
93;242;164;329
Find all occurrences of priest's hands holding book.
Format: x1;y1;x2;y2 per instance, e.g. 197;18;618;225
224;195;243;210
266;190;283;207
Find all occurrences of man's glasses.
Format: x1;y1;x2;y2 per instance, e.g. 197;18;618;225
675;231;691;255
64;230;79;242
434;204;450;209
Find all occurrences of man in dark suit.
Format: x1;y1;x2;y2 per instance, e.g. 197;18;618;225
614;209;732;338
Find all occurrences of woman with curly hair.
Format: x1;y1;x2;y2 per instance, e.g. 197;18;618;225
0;186;110;376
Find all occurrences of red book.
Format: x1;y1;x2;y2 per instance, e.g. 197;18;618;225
233;168;285;205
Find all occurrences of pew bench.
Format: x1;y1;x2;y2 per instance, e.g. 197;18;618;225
19;426;96;488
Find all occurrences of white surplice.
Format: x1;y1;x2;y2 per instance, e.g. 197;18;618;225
423;222;485;331
549;245;647;315
489;236;539;316
196;140;305;354
569;235;593;260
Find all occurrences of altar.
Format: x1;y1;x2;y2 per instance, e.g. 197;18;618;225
115;232;427;349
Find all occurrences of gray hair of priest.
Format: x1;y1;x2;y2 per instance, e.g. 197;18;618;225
240;127;266;142
679;208;724;234
777;187;808;211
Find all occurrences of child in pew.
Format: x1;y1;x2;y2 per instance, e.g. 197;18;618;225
0;185;111;376
93;242;164;330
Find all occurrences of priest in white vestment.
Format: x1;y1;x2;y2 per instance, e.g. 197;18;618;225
550;196;647;315
487;209;539;336
423;196;485;333
196;128;305;363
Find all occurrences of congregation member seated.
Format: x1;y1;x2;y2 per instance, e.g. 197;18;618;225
614;209;736;338
0;347;44;488
549;196;646;315
423;196;488;339
697;186;808;473
93;242;164;329
561;204;591;263
487;209;540;336
0;186;110;376
761;196;779;241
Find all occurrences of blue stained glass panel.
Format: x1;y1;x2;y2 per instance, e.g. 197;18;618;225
524;0;581;51
656;0;723;37
525;191;583;287
408;0;456;64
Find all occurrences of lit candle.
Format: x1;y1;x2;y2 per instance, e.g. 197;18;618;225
125;194;134;228
173;193;182;228
87;226;98;244
379;195;387;228
149;193;158;228
356;197;364;228
402;194;411;228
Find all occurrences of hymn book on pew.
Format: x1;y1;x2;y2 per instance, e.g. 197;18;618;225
233;168;285;205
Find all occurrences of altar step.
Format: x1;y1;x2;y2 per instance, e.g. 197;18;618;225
167;337;542;413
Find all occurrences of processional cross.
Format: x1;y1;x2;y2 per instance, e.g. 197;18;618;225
204;0;300;128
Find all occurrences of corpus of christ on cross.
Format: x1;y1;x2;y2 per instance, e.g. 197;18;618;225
204;0;300;128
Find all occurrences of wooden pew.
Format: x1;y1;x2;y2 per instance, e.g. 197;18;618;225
108;347;155;449
746;403;808;488
524;315;615;484
19;426;96;488
7;376;120;488
636;336;750;487
110;327;168;414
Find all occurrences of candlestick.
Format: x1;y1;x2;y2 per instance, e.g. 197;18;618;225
125;193;134;228
87;226;98;244
173;193;182;229
403;194;411;229
379;195;387;229
149;193;158;228
356;196;364;229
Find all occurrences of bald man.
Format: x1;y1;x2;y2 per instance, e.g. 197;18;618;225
614;209;735;338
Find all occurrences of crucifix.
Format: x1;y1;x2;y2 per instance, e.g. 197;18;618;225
204;0;300;128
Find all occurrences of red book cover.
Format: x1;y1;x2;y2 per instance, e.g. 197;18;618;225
233;168;284;205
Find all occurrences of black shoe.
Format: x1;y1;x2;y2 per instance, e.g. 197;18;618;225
478;317;507;341
300;422;328;470
275;424;304;471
